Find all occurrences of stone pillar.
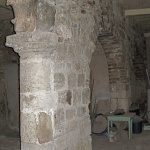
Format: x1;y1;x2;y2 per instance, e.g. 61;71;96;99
6;32;58;149
6;0;93;150
6;1;58;149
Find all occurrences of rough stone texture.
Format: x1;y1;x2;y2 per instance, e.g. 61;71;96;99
21;113;37;144
37;112;53;144
54;73;65;90
36;0;56;31
5;0;148;150
91;0;146;112
7;0;35;32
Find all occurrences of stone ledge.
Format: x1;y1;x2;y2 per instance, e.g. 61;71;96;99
6;32;58;54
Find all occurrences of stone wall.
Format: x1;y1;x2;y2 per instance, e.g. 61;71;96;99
90;0;146;112
124;17;146;104
0;20;19;129
147;38;150;82
52;0;96;149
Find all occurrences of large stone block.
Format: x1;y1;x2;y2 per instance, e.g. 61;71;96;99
21;142;54;150
72;89;82;105
82;88;90;104
35;0;56;31
65;120;78;133
79;115;91;136
66;108;76;120
58;90;72;105
68;72;77;89
79;137;92;150
54;135;67;150
53;44;67;62
7;0;35;32
54;108;65;125
54;73;65;90
110;98;118;111
54;123;65;138
20;61;51;93
118;98;128;112
21;113;37;143
37;112;53;144
77;106;86;117
78;73;85;87
20;91;58;112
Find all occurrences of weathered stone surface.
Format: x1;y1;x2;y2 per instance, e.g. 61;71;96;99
111;98;118;111
54;73;65;90
58;90;68;104
77;106;86;117
65;120;78;133
20;61;51;93
5;0;147;150
96;100;111;114
66;90;72;105
37;112;53;144
78;73;85;87
54;108;65;125
6;32;58;54
68;72;77;89
79;115;91;136
7;0;35;32
82;88;90;104
66;108;76;120
21;113;37;143
58;90;72;105
80;137;92;150
54;136;67;150
54;123;65;138
35;0;56;31
20;91;57;112
72;89;82;105
21;142;54;150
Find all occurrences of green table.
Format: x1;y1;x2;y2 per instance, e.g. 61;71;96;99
107;112;135;140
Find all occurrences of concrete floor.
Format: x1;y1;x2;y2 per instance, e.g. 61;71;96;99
0;128;150;150
92;130;150;150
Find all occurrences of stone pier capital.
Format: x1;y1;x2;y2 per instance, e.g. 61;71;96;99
6;32;58;54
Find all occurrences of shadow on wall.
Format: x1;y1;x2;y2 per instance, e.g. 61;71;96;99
90;40;110;115
4;62;20;132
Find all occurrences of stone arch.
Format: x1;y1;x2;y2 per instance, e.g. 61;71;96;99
98;33;128;112
90;40;110;114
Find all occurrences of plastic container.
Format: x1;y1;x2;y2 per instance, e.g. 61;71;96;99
132;116;143;134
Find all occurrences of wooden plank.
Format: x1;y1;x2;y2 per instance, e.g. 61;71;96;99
125;8;150;16
144;32;150;37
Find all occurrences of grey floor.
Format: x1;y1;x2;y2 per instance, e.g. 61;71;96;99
92;130;150;150
0;128;150;150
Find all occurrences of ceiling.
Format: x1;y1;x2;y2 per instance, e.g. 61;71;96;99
121;0;150;34
0;0;150;35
